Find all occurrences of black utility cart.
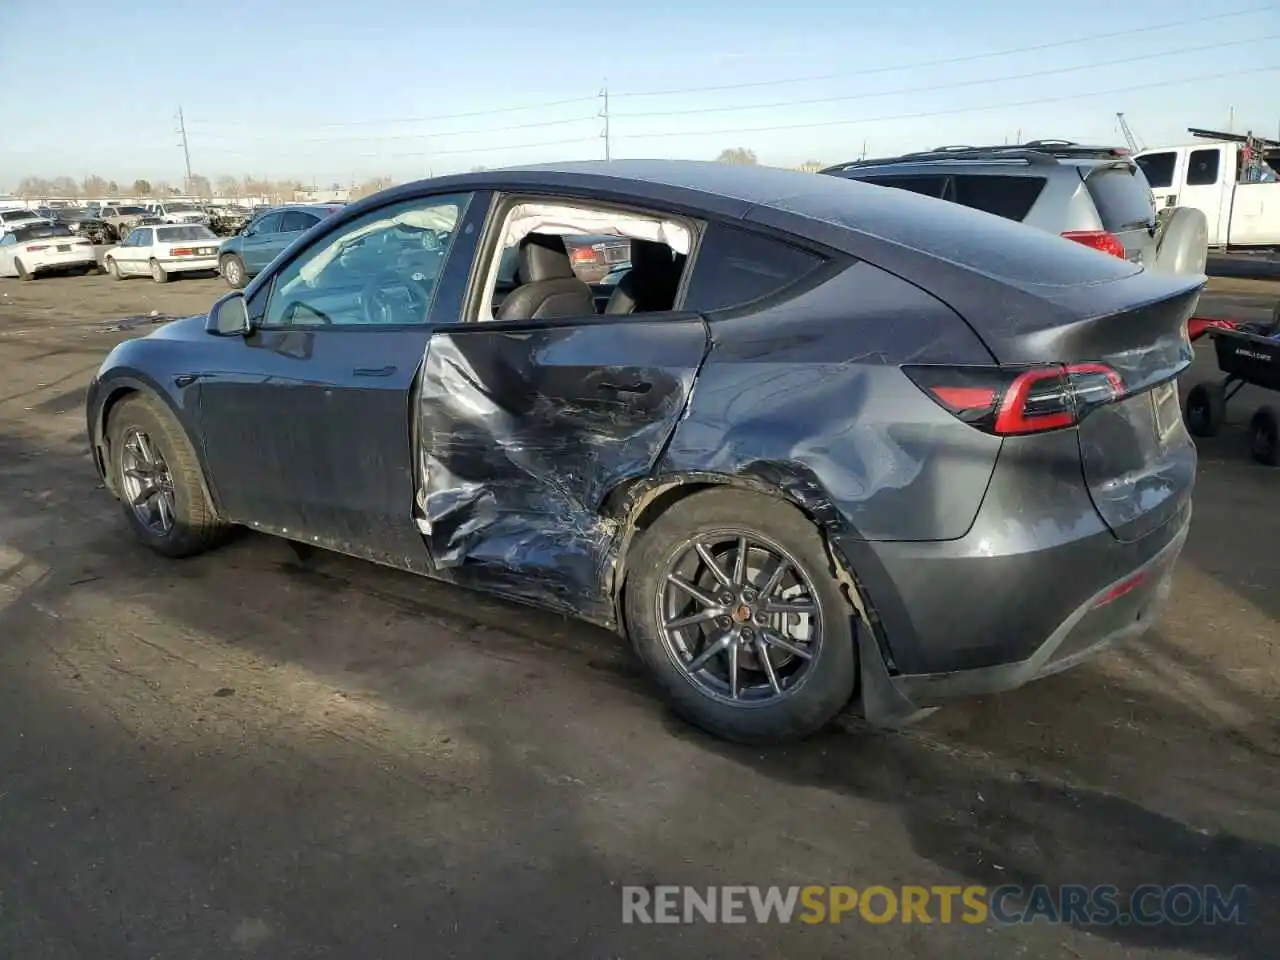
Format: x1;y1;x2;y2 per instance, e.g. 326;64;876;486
1184;302;1280;466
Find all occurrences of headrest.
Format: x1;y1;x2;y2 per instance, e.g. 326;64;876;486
629;238;676;274
519;233;576;282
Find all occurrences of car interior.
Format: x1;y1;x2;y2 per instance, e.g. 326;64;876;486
480;201;692;323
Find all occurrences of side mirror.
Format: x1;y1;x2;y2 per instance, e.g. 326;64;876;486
206;292;251;336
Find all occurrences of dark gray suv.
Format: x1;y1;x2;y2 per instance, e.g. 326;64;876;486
822;141;1207;276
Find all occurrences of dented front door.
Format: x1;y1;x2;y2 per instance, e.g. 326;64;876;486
416;315;709;619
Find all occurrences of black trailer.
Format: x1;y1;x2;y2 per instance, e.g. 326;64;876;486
1184;304;1280;465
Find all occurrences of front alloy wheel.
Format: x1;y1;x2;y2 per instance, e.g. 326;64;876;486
119;428;176;535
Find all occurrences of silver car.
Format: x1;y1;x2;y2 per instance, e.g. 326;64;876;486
823;141;1207;276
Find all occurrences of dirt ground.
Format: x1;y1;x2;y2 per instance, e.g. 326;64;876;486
0;270;1277;959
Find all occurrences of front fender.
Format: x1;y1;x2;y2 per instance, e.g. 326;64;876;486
88;358;218;514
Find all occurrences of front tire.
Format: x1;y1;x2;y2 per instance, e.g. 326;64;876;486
106;393;230;558
150;259;169;283
220;253;247;289
15;258;33;281
625;488;857;744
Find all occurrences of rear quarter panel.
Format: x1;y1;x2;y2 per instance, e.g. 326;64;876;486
660;260;1001;541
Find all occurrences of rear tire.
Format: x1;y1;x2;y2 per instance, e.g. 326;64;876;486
15;258;33;281
106;393;231;558
220;253;247;289
1185;382;1225;438
1250;406;1280;466
150;259;169;283
624;488;857;744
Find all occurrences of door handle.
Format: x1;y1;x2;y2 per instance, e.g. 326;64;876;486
353;365;397;377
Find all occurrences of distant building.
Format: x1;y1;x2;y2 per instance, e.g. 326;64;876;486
293;188;351;203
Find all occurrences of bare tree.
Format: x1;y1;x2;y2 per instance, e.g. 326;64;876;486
16;176;52;198
188;174;213;198
714;147;758;165
49;176;80;197
796;160;825;173
107;180;120;194
350;176;394;200
82;174;108;197
132;179;153;196
216;175;241;198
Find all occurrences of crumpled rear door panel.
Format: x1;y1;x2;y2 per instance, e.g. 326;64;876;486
416;315;709;620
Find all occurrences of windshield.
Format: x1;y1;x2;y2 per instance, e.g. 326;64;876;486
14;224;75;240
166;203;199;213
4;210;42;222
116;206;148;215
157;225;217;242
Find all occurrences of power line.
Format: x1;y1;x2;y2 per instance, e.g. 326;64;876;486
186;95;597;130
613;34;1280;120
205;135;602;162
614;66;1280;142
192;113;599;145
612;3;1277;98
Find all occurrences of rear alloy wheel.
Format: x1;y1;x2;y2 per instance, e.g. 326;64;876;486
1184;382;1225;438
150;259;169;283
1250;406;1280;466
220;253;247;289
106;257;124;280
15;258;33;281
625;489;856;744
107;394;230;557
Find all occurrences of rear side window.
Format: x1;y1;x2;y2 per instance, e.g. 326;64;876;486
1084;166;1154;231
1186;149;1220;186
280;211;321;232
1135;152;1176;188
683;221;825;312
860;175;948;198
950;175;1046;221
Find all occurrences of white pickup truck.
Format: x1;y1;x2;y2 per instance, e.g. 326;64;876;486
1135;131;1280;252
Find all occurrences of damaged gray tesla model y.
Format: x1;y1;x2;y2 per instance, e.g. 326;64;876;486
86;160;1201;743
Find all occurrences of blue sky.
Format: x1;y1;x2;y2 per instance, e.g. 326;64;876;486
1;0;1277;190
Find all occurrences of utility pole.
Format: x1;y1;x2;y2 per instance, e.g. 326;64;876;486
859;138;867;160
599;82;611;161
176;106;192;194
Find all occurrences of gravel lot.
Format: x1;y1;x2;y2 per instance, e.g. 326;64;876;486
0;271;1277;959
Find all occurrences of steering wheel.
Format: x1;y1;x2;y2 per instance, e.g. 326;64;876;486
361;272;430;325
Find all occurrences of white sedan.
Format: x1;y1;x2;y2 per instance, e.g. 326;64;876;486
103;224;222;283
0;207;53;235
0;222;98;280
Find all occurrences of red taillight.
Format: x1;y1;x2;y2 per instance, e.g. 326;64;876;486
171;247;193;256
1093;570;1148;607
25;244;50;252
904;362;1127;436
1061;230;1126;259
569;247;597;263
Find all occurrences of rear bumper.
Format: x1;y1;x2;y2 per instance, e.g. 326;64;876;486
158;257;219;273
889;508;1185;705
30;252;97;274
834;427;1193;723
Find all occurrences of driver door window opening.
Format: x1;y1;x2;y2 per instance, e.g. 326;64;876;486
261;193;470;328
473;199;696;324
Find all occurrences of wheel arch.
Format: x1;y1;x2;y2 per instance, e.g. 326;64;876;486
93;375;221;516
602;470;879;644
